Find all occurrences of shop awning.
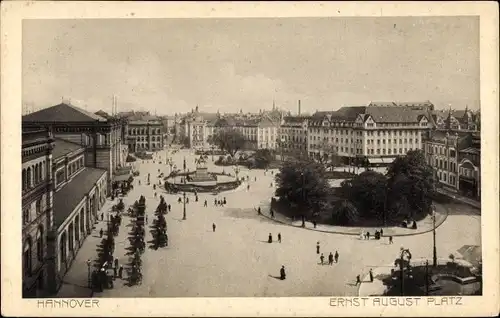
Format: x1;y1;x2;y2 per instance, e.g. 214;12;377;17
368;157;395;164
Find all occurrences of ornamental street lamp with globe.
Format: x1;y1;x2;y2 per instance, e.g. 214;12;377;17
398;247;412;296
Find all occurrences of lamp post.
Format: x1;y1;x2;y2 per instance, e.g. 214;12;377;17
300;171;306;227
425;259;429;296
399;247;412;296
432;206;437;267
182;191;187;220
86;259;92;288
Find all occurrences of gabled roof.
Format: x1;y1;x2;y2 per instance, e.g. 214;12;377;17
22;103;107;123
52;138;84;160
364;106;424;123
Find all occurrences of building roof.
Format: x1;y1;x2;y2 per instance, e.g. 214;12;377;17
53;167;107;229
95;110;110;118
364;106;424;123
22;103;107;123
52;138;84;160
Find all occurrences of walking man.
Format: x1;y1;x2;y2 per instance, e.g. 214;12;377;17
204;200;208;207
389;236;393;244
328;252;334;265
316;241;320;254
168;204;171;212
320;253;325;265
214;198;217;206
212;223;216;232
380;228;384;237
99;228;104;238
278;233;281;243
280;265;286;280
258;206;261;215
369;269;374;282
268;233;273;243
313;220;317;228
366;232;370;240
118;265;124;279
355;275;361;286
334;250;339;263
270;209;275;218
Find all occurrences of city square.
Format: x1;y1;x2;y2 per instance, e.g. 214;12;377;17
57;148;481;298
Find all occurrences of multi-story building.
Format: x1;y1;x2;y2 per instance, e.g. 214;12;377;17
22;129;54;298
278;116;309;158
422;130;480;199
444;107;479;131
22;130;108;297
127;118;164;152
308;104;430;166
22;102;126;192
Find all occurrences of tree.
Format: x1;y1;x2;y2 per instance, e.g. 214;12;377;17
208;128;246;157
339;170;387;219
331;200;360;225
316;139;341;170
274;160;330;226
386;150;435;221
253;149;273;169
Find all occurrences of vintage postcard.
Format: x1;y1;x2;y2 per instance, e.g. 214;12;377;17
1;1;499;317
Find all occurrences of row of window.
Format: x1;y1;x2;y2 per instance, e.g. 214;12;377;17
22;196;45;226
427;145;457;157
135;136;162;142
22;160;47;192
128;128;162;135
136;142;161;149
367;138;419;145
23;145;46;157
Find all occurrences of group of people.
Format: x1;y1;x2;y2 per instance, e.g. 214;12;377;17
214;197;227;207
268;232;282;243
319;251;340;265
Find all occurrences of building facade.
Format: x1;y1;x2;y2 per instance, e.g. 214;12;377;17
278;116;309;158
127;120;164;152
308;105;430;165
22;130;55;298
22;103;126;192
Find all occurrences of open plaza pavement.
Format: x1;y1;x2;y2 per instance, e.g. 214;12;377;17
57;148;481;298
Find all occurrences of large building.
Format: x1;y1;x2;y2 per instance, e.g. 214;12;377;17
423;130;480;199
22;103;127;191
307;104;430;165
278;116;309;159
22;130;54;298
22;130;108;297
127;118;165;152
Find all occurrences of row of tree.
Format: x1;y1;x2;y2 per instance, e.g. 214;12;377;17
274;150;435;225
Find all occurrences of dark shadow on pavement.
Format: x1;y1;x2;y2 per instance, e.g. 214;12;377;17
268;275;282;280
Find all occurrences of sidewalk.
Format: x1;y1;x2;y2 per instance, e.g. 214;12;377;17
257;203;449;237
436;188;481;210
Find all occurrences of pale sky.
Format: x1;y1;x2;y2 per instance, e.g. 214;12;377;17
23;17;480;115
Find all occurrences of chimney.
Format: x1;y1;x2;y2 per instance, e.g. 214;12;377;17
298;100;301;116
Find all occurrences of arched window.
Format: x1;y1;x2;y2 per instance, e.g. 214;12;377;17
36;226;44;262
27;167;32;188
40;162;44;181
34;165;39;185
59;231;67;270
75;215;80;243
22;169;27;191
80;208;85;234
68;223;74;252
23;237;32;277
38;163;42;181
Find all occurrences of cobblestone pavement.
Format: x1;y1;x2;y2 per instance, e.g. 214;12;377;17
60;149;481;298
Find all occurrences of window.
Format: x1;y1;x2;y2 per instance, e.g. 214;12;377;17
23;238;32;277
37;226;44;262
27;167;32;188
36;199;41;214
388;149;392;154
377;149;380;154
75;216;80;243
444;174;447;182
22;169;27;191
59;232;67;269
23;208;30;225
68;224;74;252
34;165;39;185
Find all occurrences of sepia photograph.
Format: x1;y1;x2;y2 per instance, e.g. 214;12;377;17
2;1;499;317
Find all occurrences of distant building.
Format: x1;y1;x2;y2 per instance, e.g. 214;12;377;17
278;116;309;158
308;105;430;166
22;103;127;192
127;118;164;152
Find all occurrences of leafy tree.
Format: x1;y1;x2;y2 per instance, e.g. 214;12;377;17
339;170;387;219
274;160;330;226
208;128;246;157
331;200;360;225
253;149;273;169
386;150;435;220
316;139;341;169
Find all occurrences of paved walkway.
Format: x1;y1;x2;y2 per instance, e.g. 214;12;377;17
436;188;481;210
257;203;449;237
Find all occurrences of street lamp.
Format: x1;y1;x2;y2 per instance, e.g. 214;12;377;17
86;259;92;288
432;206;437;267
182;192;187;220
300;171;306;227
399;247;412;296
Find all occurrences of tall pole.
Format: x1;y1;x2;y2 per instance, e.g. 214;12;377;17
301;172;306;227
432;210;437;267
400;252;404;296
425;260;429;296
183;191;187;220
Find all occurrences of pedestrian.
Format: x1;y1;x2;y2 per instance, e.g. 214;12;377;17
270;209;274;218
380;229;384;237
214;198;217;206
178;197;182;204
258;207;261;215
270;182;273;187
268;233;273;243
113;265;118;278
212;223;216;232
316;241;320;254
204;200;208;207
278;233;281;243
355;274;361;286
280;265;286;280
186;197;189;204
114;258;118;269
369;268;374;282
139;180;141;185
334;250;339;263
254;177;257;182
366;232;370;240
247;184;250;191
168;204;171;212
118;265;123;279
320;253;325;265
313;220;317;228
154;192;157;198
389;236;393;244
223;197;227;205
195;196;199;202
145;214;148;224
99;228;103;238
